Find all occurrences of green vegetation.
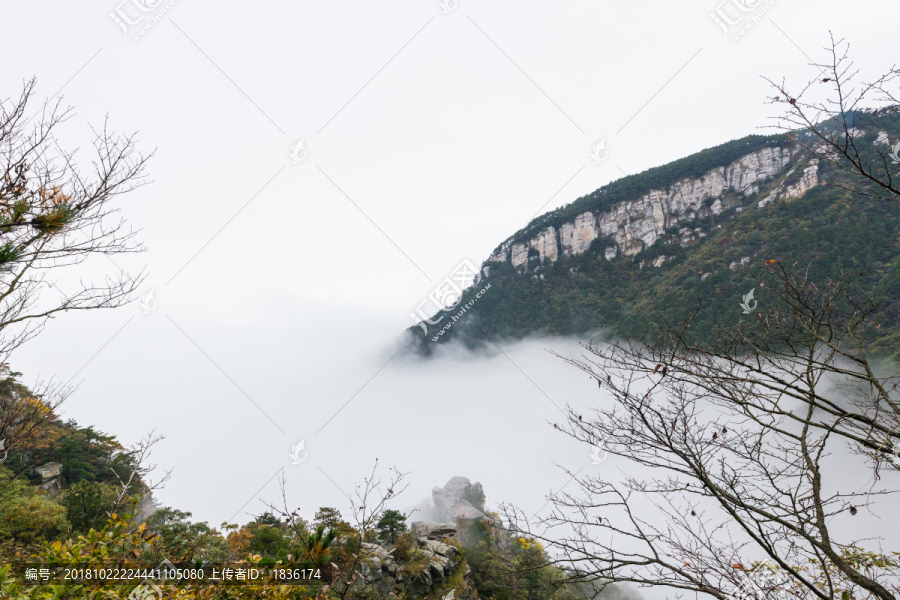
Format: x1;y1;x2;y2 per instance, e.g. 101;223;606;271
0;392;637;600
375;509;407;544
458;518;639;600
0;75;643;600
0;468;68;549
410;115;900;358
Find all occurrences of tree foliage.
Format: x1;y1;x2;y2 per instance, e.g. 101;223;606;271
375;509;407;544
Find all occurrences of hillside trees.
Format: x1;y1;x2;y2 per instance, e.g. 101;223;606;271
0;467;68;551
375;509;407;544
769;34;900;203
504;263;900;600
0;77;149;463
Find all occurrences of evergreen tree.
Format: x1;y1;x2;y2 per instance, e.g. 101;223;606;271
375;509;407;544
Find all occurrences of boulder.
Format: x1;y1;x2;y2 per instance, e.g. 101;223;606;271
410;522;457;540
37;478;64;498
360;542;386;556
410;567;432;595
421;539;458;560
364;543;399;574
428;553;453;580
360;556;383;582
36;462;62;481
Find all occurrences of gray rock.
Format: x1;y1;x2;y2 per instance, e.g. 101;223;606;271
410;521;457;540
429;553;453;580
363;557;383;582
410;565;433;594
421;539;458;560
431;476;486;522
37;478;64;498
360;542;385;556
36;462;62;481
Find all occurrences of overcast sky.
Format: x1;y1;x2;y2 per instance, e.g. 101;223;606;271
2;2;899;587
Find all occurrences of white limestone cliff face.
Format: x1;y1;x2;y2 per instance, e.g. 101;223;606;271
560;212;597;256
487;249;508;262
529;227;558;263
510;243;528;268
758;159;819;208
489;145;799;268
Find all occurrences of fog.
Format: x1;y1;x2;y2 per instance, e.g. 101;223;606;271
14;304;900;569
3;1;900;598
15;302;609;527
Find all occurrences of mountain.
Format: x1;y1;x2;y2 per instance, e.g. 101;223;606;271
407;108;900;356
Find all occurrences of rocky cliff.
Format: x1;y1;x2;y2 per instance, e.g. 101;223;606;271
489;145;811;269
358;476;637;600
353;477;496;600
357;522;474;598
406;109;900;353
432;476;486;521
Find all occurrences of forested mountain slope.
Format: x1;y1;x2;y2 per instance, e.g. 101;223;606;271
407;108;900;356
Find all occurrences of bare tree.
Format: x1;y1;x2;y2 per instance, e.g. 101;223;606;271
264;460;409;599
492;36;900;600
502;264;900;600
108;430;172;521
329;461;409;600
766;34;900;203
0;77;149;455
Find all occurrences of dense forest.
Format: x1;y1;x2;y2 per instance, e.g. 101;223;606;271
407;108;900;358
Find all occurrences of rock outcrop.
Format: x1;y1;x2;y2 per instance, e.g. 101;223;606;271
487;248;508;262
432;476;486;522
348;477;542;600
35;462;64;498
529;227;558;264
411;522;458;540
560;212;597;256
758;159;819;208
359;542;399;582
489;145;801;265
353;519;473;598
510;243;528;268
36;462;62;480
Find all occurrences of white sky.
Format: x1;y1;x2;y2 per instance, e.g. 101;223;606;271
2;2;899;596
